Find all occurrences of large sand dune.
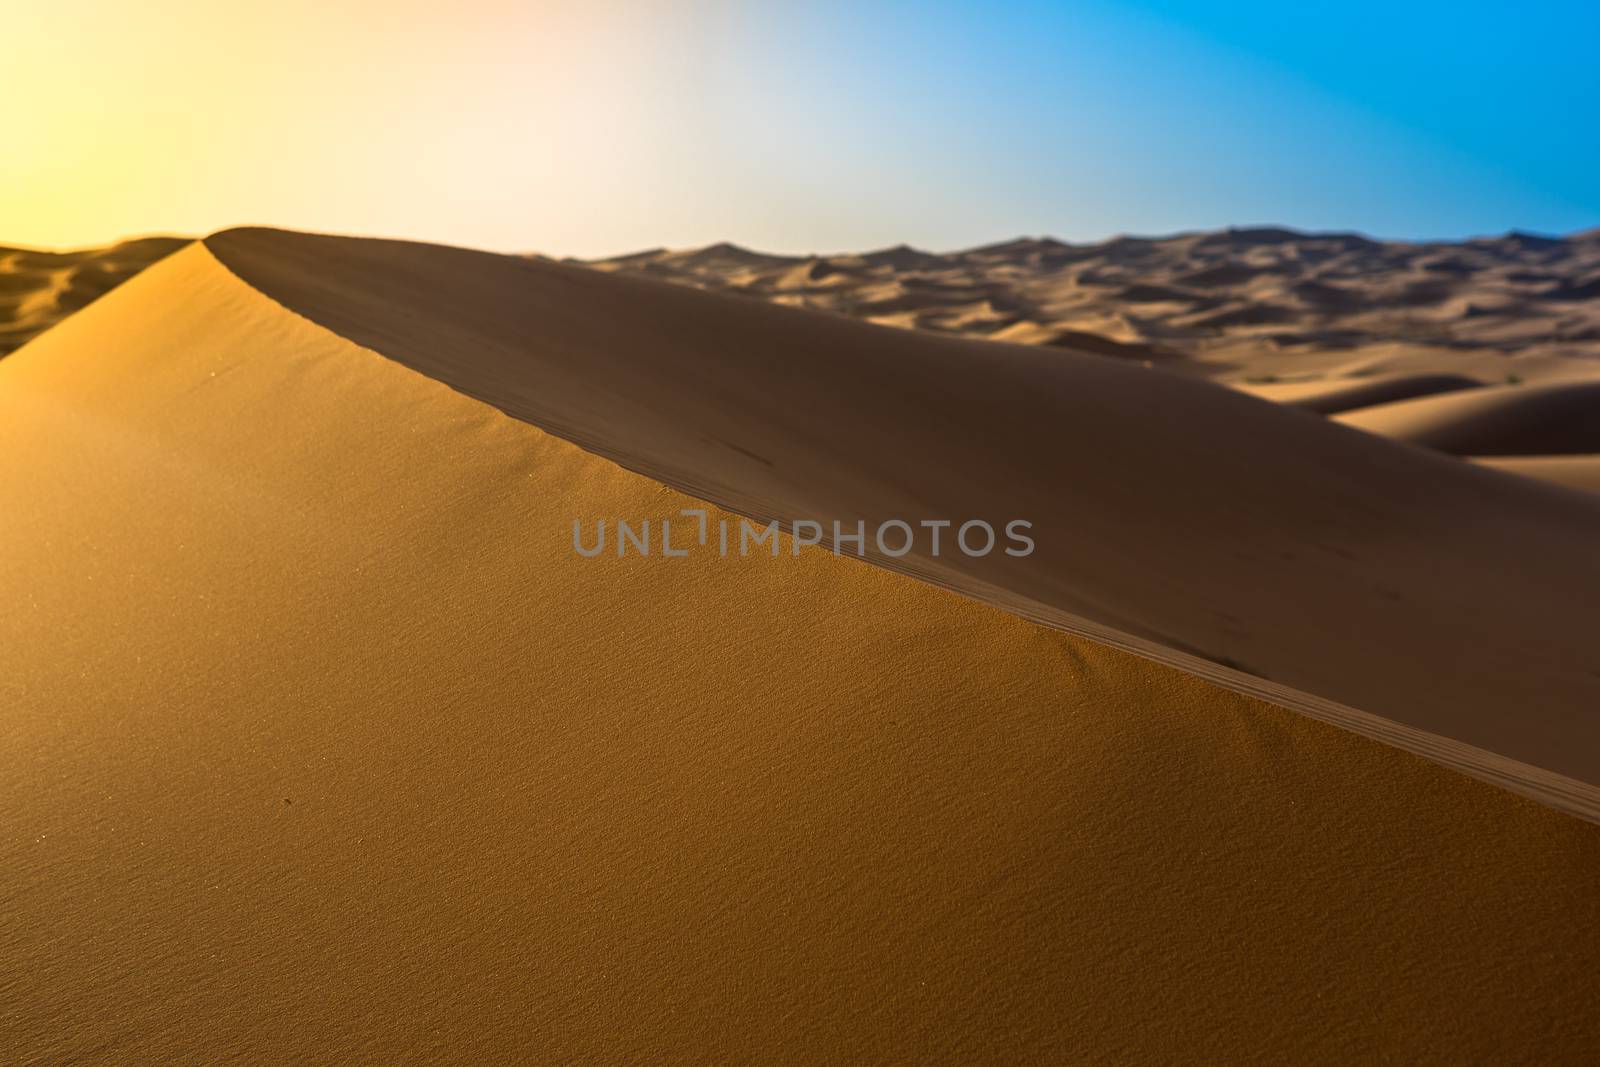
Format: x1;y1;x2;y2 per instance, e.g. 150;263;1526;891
3;236;1600;1062
207;228;1600;821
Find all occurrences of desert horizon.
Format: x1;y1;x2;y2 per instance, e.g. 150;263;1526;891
8;0;1600;1062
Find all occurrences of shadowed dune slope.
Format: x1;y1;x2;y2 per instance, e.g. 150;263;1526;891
4;241;1600;1064
1336;381;1600;455
206;228;1600;814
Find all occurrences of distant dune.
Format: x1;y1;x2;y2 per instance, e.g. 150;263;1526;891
585;228;1600;495
1337;381;1600;455
1475;453;1600;493
3;232;1600;1062
1236;373;1484;414
0;237;188;355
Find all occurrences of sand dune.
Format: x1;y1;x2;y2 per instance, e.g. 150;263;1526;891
208;228;1600;818
0;236;187;356
3;236;1600;1062
1474;454;1600;493
1336;381;1600;455
1237;373;1483;414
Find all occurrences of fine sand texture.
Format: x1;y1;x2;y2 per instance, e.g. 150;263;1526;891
3;240;1600;1063
207;229;1600;820
0;237;188;355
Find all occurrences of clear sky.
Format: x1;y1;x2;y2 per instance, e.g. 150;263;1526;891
8;0;1596;255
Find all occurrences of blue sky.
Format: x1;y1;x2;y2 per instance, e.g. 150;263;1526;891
9;0;1596;252
702;0;1599;250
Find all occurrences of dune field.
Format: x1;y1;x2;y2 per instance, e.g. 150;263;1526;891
591;227;1600;382
3;229;1600;1060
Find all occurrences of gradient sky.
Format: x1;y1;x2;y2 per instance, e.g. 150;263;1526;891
8;0;1596;255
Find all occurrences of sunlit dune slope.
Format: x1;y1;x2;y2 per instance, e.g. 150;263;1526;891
1336;381;1600;455
206;228;1600;815
3;240;1600;1063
